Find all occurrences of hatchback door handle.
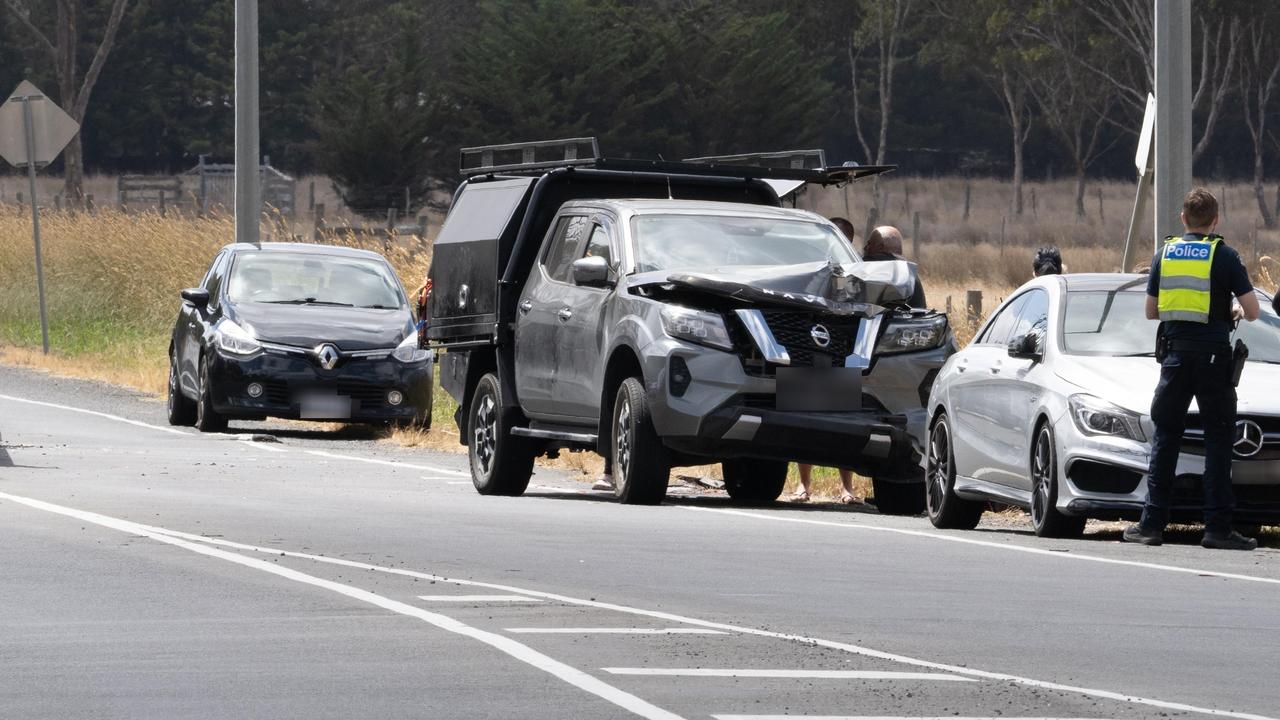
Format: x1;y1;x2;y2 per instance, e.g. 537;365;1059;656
557;307;573;322
519;300;533;315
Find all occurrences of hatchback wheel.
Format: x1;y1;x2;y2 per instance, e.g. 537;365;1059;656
1030;422;1086;538
166;349;196;426
194;355;228;433
925;414;983;529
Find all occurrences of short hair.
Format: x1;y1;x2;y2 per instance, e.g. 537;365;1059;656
829;217;855;241
1183;187;1219;228
1033;246;1062;276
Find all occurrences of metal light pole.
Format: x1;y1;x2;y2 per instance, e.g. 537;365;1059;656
20;95;50;353
235;0;260;244
1154;0;1193;251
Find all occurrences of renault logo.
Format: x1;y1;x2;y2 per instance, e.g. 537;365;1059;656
315;344;341;371
810;324;831;348
1234;419;1264;458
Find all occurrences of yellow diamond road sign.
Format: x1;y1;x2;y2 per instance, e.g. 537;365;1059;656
0;81;80;168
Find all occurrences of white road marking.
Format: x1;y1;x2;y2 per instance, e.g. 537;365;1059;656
419;594;542;603
109;518;1280;720
236;437;288;453
712;716;1115;720
302;449;470;477
447;481;471;485
0;491;684;720
680;506;1280;587
0;394;190;437
506;628;727;635
603;669;974;681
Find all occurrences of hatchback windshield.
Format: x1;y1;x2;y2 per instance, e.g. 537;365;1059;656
1062;289;1280;363
226;253;405;309
631;215;857;274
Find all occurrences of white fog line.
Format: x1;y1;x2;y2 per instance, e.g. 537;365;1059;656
0;394;190;437
122;519;1280;720
680;506;1280;587
0;491;683;720
419;594;542;603
507;628;726;635
302;449;470;477
603;669;974;681
235;438;288;453
713;716;1115;720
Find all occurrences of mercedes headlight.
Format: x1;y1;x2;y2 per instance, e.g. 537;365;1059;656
214;319;262;356
659;306;733;351
392;333;432;364
1069;394;1146;442
876;314;948;355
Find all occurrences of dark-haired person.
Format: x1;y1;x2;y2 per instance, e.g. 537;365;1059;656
829;216;857;245
1033;246;1063;277
1124;187;1261;551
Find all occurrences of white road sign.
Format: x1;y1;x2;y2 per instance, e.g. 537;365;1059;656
0;81;80;168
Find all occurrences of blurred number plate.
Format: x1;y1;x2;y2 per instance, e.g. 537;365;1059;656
776;367;862;412
299;392;353;419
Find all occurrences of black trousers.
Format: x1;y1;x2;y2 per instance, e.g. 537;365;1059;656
1141;349;1237;534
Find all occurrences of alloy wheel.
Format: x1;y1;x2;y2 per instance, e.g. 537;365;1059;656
926;420;950;517
1031;427;1052;527
167;356;179;415
615;397;633;480
473;394;496;476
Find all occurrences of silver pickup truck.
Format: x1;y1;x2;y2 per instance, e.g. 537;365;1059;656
427;139;954;512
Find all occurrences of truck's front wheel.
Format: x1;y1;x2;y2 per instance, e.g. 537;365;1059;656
469;373;535;496
872;473;926;516
612;377;669;505
722;459;788;504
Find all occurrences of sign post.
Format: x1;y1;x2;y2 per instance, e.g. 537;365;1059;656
1121;94;1157;274
235;0;261;244
0;81;80;354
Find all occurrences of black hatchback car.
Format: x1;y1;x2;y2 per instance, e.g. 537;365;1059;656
167;242;433;432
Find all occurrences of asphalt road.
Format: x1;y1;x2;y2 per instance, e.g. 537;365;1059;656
2;363;1279;720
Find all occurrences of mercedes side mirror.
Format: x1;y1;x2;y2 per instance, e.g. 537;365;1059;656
181;287;210;308
1007;332;1041;361
572;256;611;288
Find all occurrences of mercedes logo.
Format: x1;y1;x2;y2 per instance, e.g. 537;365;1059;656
1234;419;1264;458
315;343;341;371
810;324;831;348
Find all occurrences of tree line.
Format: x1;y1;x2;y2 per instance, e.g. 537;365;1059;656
2;0;1278;224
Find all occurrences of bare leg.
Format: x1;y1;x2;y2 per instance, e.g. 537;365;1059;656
840;469;857;504
795;464;812;500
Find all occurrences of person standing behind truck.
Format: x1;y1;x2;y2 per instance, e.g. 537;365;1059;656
1123;188;1261;551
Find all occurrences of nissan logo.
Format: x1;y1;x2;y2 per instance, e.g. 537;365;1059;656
315;343;341;371
1234;419;1264;458
810;324;831;348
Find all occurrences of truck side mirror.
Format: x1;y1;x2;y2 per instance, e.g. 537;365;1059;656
572;256;611;288
181;287;210;308
1007;332;1041;361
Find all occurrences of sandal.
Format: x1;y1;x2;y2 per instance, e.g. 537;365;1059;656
792;489;810;502
840;492;857;505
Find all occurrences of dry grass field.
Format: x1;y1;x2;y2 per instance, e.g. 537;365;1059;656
2;175;1278;502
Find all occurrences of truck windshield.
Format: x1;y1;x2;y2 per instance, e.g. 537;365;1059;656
227;253;406;309
1062;289;1280;362
631;215;857;274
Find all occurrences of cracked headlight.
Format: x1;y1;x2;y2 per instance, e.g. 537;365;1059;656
660;306;733;351
214;319;262;356
392;333;432;364
1069;394;1146;442
876;314;948;355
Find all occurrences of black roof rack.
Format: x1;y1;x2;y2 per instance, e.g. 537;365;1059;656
459;137;894;185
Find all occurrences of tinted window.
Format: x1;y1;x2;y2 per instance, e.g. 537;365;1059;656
1010;289;1050;351
583;224;612;267
979;294;1028;346
543;216;588;282
204;252;230;307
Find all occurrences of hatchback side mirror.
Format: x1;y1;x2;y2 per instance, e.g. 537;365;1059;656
181;287;210;308
1007;332;1041;361
572;256;611;288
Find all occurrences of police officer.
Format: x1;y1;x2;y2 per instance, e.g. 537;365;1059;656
1124;188;1261;550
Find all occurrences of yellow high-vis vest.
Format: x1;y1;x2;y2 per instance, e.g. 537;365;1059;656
1157;234;1220;323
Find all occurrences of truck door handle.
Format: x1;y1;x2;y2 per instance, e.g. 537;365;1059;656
557;307;573;322
519;300;533;315
990;364;1002;374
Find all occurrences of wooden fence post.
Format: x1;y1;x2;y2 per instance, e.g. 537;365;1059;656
945;295;952;315
313;202;326;240
159;193;167;217
911;211;921;262
963;183;972;221
17;191;24;209
1097;187;1104;223
308;180;316;212
966;290;983;321
85;194;95;214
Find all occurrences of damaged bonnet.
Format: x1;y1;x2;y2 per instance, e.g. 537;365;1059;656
657;260;919;316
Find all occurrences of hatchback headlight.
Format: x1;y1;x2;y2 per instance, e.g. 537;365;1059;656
876;314;948;355
1069;394;1146;442
214;319;262;356
392;334;432;364
660;306;733;351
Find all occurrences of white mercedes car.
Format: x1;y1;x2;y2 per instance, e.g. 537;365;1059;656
925;273;1280;537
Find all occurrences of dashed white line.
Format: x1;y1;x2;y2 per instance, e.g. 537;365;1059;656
507;628;726;635
419;594;542;603
302;449;470;477
712;716;1114;720
603;669;974;681
0;394;190;437
680;506;1280;587
0;490;683;720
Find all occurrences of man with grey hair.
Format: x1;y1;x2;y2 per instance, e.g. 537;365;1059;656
863;225;926;308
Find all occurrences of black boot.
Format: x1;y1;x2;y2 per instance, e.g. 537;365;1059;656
1122;523;1163;546
1201;530;1257;551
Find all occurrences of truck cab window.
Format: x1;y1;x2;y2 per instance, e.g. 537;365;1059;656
582;224;612;267
543;216;588;283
